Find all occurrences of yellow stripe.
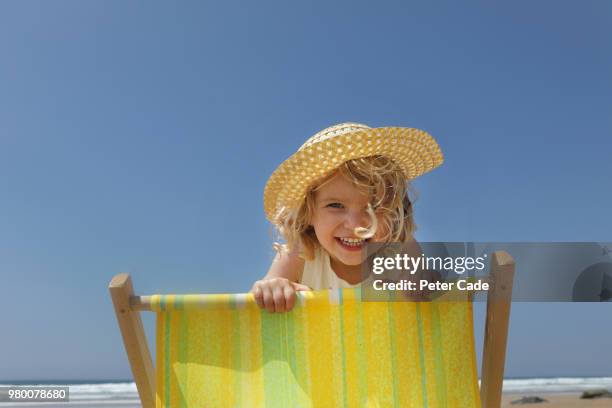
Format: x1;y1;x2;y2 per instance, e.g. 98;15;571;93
340;294;361;407
220;305;236;406
181;294;200;310
327;301;346;405
303;295;337;405
166;294;175;310
289;296;312;406
183;312;203;407
391;301;424;407
440;301;481;407
419;303;438;407
207;304;234;406
241;304;265;406
150;295;160;312
469;302;482;408
167;305;181;407
155;312;164;408
441;302;461;407
362;301;394;406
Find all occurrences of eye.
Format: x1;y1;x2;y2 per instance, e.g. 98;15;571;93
326;202;344;209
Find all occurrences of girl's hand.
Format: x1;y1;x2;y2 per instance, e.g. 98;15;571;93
250;278;312;313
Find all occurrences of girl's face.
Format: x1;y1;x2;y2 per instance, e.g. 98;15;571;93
310;173;385;267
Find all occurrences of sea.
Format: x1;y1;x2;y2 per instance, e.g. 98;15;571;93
0;377;610;407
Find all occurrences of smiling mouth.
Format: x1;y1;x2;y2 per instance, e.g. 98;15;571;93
335;237;370;251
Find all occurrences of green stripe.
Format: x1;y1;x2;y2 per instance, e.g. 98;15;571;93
261;311;284;407
160;295;166;312
430;303;448;403
175;295;184;310
285;306;298;403
386;302;400;408
416;303;428;408
291;295;310;405
178;311;188;408
164;312;171;408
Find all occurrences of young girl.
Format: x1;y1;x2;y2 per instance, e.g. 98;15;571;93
251;122;443;313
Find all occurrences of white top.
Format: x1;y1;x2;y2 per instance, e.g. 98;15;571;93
299;246;367;290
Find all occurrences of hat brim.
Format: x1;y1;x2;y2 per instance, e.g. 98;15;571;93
263;126;443;221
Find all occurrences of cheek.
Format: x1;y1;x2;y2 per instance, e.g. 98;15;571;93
373;216;390;240
312;213;339;236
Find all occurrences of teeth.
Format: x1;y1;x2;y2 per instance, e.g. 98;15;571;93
339;237;365;246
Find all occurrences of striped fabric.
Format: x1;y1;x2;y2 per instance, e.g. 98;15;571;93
152;288;480;408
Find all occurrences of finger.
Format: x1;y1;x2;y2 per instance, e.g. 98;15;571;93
261;286;276;313
252;285;264;309
292;283;312;291
284;285;296;311
272;285;287;312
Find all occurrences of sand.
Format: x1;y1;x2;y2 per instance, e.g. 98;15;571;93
2;393;609;407
502;392;612;407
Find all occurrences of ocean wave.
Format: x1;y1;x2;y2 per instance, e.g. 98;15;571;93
2;377;612;399
502;377;612;393
0;382;138;401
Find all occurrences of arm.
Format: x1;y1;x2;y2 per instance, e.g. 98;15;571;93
261;246;306;283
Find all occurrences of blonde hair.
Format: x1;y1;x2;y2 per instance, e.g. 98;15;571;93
271;155;418;260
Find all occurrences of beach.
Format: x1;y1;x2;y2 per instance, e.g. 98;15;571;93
0;403;140;408
502;392;611;407
2;380;611;407
2;393;611;407
1;393;611;407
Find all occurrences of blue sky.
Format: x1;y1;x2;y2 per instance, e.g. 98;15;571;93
0;1;610;380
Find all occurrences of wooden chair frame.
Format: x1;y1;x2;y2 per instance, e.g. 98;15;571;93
109;251;514;408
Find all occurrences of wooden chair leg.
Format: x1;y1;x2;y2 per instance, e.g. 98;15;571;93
109;273;155;408
480;251;515;408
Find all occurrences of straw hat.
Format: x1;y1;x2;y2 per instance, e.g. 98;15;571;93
263;122;444;222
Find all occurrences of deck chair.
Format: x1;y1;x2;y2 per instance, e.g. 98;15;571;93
109;251;514;408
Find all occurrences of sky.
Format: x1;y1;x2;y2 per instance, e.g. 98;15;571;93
0;1;610;380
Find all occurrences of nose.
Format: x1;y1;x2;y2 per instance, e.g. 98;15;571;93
343;208;371;231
